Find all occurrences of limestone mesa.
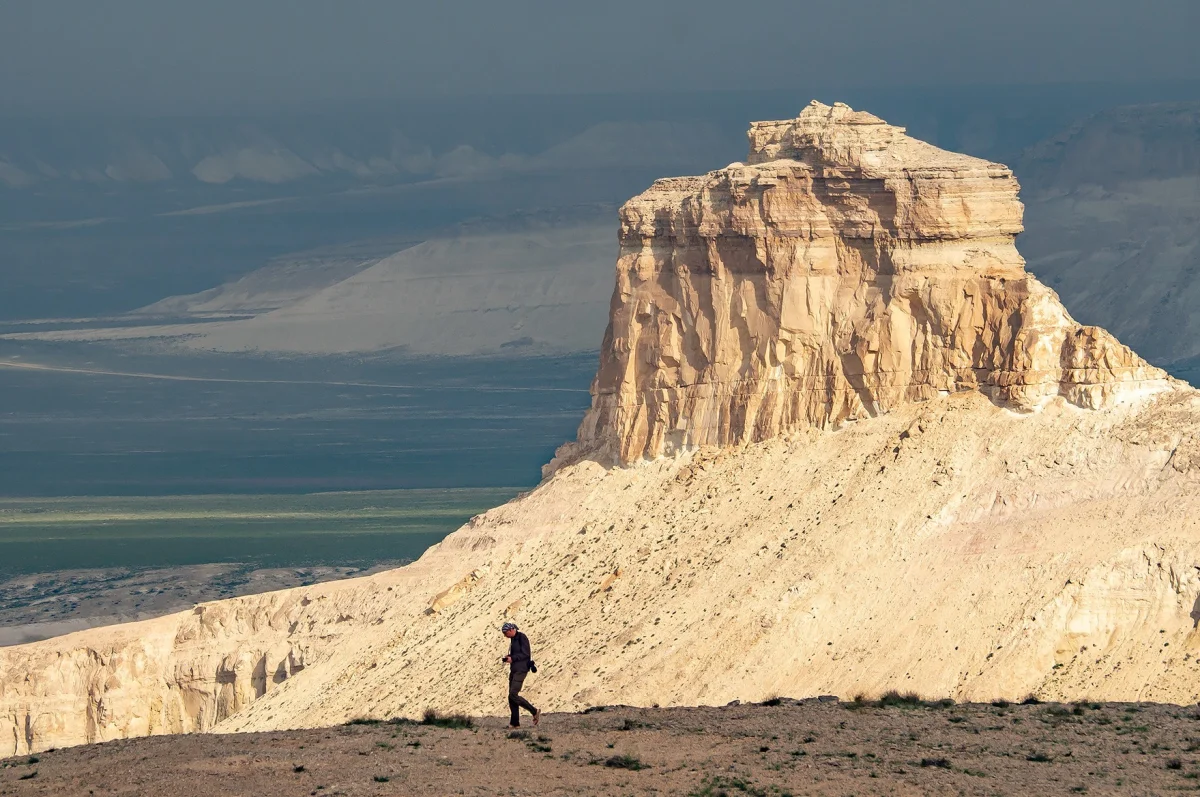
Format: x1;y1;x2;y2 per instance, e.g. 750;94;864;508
552;100;1165;472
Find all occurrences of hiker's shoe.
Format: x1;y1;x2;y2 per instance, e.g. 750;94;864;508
532;709;541;727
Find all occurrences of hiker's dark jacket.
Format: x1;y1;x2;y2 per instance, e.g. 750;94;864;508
509;631;532;673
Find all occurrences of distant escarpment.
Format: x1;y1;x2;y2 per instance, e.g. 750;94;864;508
557;101;1164;468
1017;102;1200;366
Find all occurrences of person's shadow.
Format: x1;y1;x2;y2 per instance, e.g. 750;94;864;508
1190;595;1200;629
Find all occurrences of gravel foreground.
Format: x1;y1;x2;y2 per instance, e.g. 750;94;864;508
4;699;1200;796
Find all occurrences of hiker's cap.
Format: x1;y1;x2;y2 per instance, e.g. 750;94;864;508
501;622;518;632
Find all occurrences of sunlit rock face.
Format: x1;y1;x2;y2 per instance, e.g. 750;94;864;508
557;101;1164;468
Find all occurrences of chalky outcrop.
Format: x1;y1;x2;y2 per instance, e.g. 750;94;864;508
557;101;1164;467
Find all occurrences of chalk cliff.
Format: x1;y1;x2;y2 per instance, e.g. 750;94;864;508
558;101;1162;468
3;102;1199;757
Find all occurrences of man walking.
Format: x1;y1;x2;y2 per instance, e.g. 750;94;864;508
501;622;540;728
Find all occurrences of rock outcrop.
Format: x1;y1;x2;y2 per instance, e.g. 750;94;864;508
3;102;1198;757
557;101;1163;468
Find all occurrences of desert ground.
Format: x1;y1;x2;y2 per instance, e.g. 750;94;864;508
4;698;1200;796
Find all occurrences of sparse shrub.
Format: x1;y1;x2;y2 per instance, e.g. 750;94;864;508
1026;752;1053;762
878;690;923;707
421;709;473;729
373;775;390;782
991;699;1011;708
920;757;951;769
293;765;306;773
687;775;774;796
604;754;648;770
1021;695;1042;705
18;771;36;781
507;730;530;740
1167;758;1184;770
761;696;783;707
345;717;382;726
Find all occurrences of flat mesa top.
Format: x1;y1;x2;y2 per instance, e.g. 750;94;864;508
745;100;1012;178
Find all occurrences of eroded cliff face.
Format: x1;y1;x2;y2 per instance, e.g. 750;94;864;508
556;101;1164;468
0;573;406;755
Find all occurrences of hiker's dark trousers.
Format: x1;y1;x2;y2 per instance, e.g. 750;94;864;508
508;669;537;726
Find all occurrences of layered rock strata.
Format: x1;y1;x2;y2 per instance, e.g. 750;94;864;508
557;101;1163;468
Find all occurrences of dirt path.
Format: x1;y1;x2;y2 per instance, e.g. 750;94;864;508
4;699;1199;796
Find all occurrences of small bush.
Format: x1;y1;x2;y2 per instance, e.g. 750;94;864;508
920;757;951;769
1167;758;1184;770
1021;695;1042;705
878;690;923;707
604;754;648;770
991;699;1011;708
421;709;473;729
293;765;306;773
1026;752;1053;763
688;775;772;796
507;730;530;740
373;775;390;782
761;696;783;707
345;717;382;726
